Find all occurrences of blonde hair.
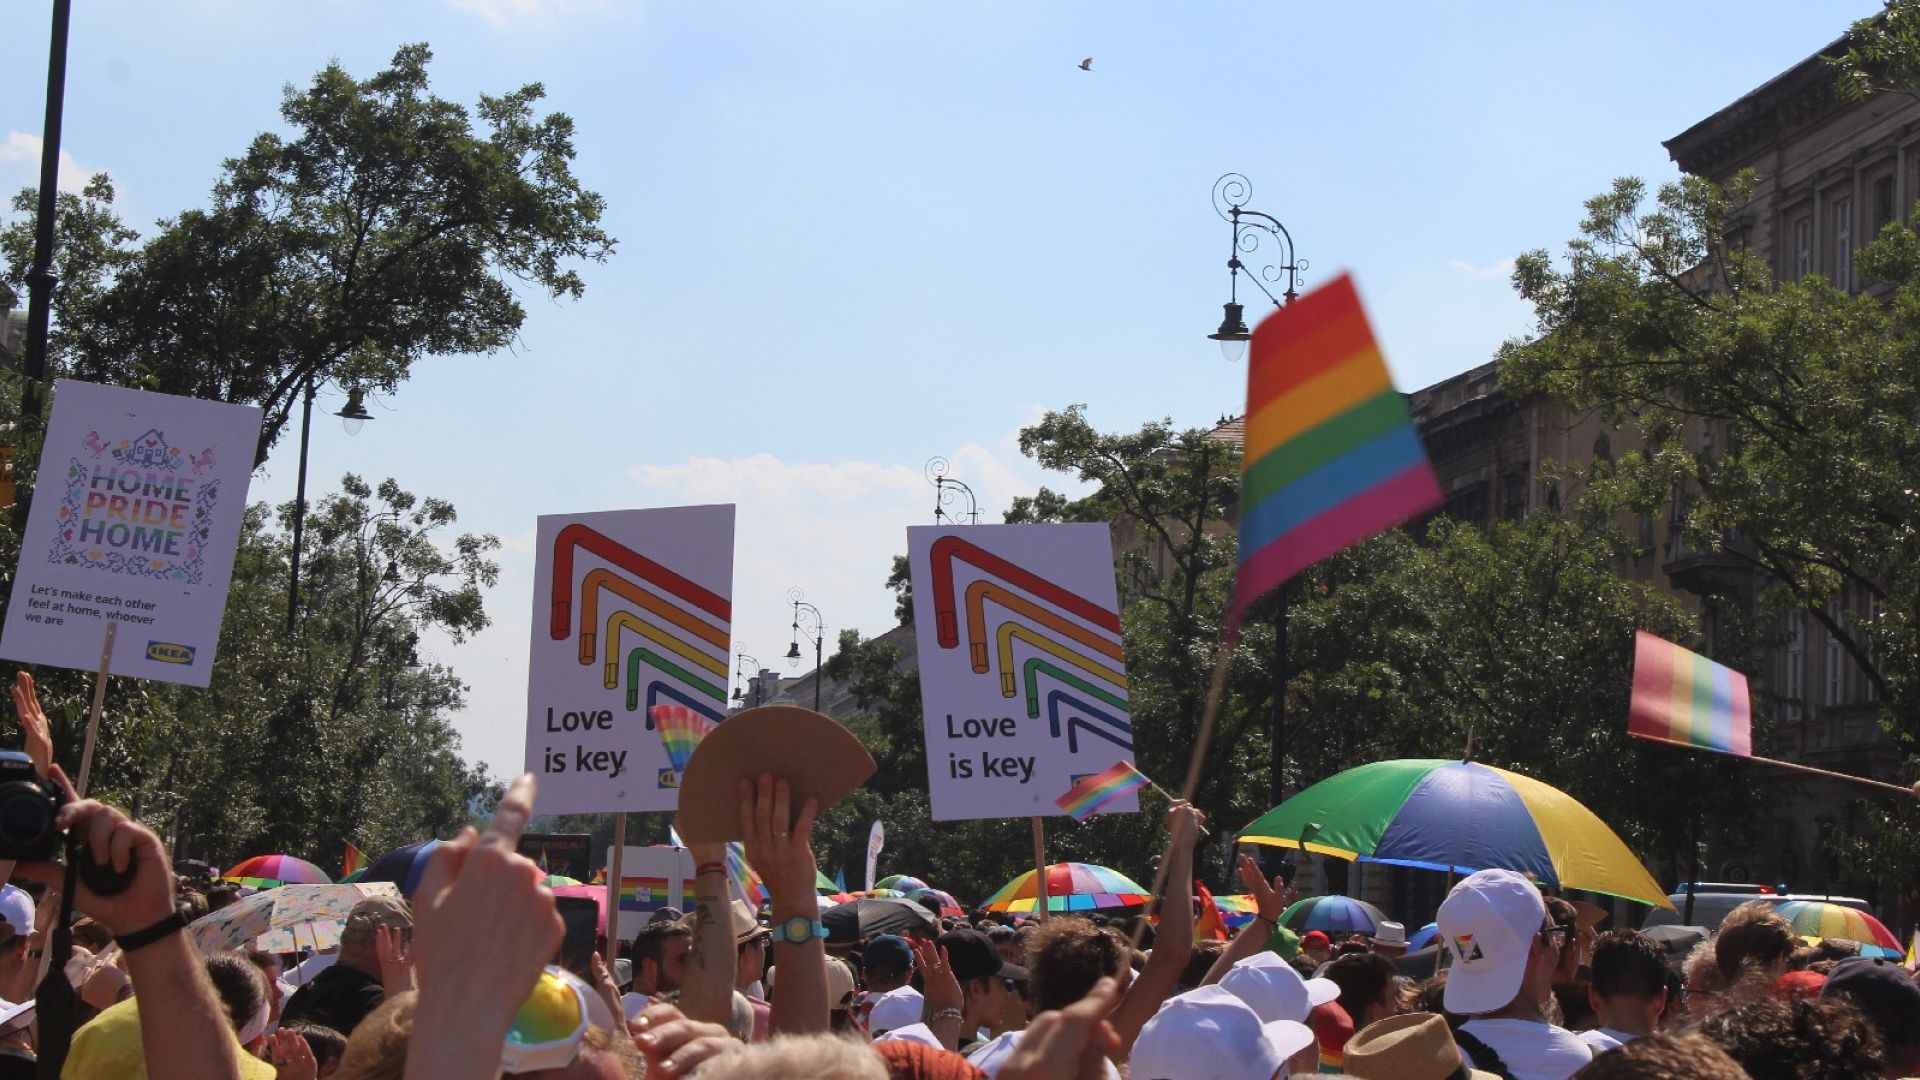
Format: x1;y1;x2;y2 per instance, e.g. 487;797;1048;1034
333;991;641;1080
693;1033;886;1080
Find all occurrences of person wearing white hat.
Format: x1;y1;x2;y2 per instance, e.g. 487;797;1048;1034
1437;869;1592;1080
1130;984;1316;1080
1370;920;1409;959
1220;951;1340;1025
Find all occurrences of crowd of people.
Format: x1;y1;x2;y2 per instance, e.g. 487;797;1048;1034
4;667;1920;1078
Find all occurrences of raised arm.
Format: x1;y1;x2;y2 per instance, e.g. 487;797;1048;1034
1108;801;1204;1055
741;775;828;1036
1202;854;1294;985
678;841;738;1027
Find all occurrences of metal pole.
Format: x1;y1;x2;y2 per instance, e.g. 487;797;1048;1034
20;0;74;432
813;631;823;712
287;380;316;632
1272;588;1288;806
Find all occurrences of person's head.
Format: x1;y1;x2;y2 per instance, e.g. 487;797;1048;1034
986;923;1022;967
284;1023;349;1079
1301;930;1332;963
335;988;639;1080
1180;939;1228;991
1131;985;1315;1080
1714;901;1797;982
1026;918;1131;1014
691;1032;887;1079
178;888;211;923
206;883;240;912
1544;897;1583;980
1436;869;1564;1017
1343;1011;1500;1080
339;896;413;973
204;949;273;1051
1566;1030;1750;1079
1369;921;1409;959
1821;955;1920;1075
1324;953;1400;1029
1695;995;1886;1080
862;935;915;992
0;887;31;970
1682;939;1732;1017
1587;930;1670;1035
822;957;859;1033
629;921;692;996
1220;951;1340;1025
936;928;1023;1028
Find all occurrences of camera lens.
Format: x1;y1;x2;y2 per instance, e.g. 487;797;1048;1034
0;790;52;848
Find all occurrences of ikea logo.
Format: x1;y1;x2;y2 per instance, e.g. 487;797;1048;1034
145;642;195;665
657;768;681;789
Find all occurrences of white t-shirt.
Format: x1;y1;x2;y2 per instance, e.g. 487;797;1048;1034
1458;1018;1594;1080
1577;1027;1639;1054
967;1031;1121;1080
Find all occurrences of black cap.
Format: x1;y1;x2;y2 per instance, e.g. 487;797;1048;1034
1823;956;1920;1046
939;928;1027;984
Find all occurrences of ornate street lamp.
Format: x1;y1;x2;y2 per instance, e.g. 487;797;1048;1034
926;456;980;525
1207;172;1306;362
786;588;825;712
733;652;762;707
286;381;376;631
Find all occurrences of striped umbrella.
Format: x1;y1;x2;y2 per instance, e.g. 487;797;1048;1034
906;887;966;918
223;855;333;889
875;875;930;893
1238;759;1672;908
981;862;1152;914
1775;901;1901;952
1281;895;1386;936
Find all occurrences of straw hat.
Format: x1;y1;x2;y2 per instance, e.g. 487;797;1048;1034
1344;1012;1500;1080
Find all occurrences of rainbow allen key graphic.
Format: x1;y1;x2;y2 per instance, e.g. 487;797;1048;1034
526;506;735;816
909;525;1135;821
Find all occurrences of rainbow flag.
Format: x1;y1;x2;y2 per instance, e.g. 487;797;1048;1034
1905;929;1917;970
1227;274;1441;634
1627;631;1752;757
1055;761;1151;821
341;842;365;879
618;876;675;911
653;704;717;774
667;824;767;909
1194;879;1230;943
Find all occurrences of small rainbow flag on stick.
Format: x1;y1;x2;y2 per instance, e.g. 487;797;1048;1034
1227;274;1441;634
653;704;718;774
1627;631;1752;757
341;842;365;879
1056;761;1152;821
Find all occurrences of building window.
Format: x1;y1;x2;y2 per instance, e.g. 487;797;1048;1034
1785;611;1804;720
1823;611;1845;708
1875;175;1897;233
1833;197;1853;286
1793;215;1813;278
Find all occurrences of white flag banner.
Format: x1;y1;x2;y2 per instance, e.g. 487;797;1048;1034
865;819;886;891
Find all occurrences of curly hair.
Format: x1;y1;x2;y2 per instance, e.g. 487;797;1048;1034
1026;917;1131;1014
1569;1031;1750;1079
1693;995;1886;1080
1714;902;1798;980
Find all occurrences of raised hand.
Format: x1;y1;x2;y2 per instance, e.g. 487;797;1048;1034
1236;853;1292;922
631;1001;737;1078
11;672;54;779
910;937;966;1050
266;1028;318;1080
737;774;820;905
1163;800;1206;850
373;923;414;992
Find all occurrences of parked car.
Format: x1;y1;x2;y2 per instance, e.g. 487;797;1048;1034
1641;884;1873;932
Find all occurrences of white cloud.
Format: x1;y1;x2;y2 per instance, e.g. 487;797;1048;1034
446;0;613;26
1447;256;1516;280
0;132;94;194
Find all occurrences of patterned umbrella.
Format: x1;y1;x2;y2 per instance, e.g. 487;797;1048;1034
359;840;442;898
1775;901;1901;951
190;882;400;953
1281;895;1387;936
874;875;930;893
981;862;1152;914
223;855;332;889
906;887;966;918
1238;759;1672;907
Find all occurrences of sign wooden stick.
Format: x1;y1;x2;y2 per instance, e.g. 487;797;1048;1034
607;812;627;947
1030;816;1049;922
1126;640;1233;956
1746;753;1918;798
75;620;116;798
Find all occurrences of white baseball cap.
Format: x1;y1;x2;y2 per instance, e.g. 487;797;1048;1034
0;886;32;939
1131;985;1314;1080
866;985;924;1034
1220;950;1339;1023
1437;869;1545;1015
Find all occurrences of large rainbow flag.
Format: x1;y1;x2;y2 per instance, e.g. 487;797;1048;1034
1628;631;1752;757
1227;274;1441;633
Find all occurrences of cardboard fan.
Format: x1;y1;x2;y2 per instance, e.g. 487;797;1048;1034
675;705;876;842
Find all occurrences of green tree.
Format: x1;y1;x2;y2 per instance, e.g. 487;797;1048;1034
2;43;614;459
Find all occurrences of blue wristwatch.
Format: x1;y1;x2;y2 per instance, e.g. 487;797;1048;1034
772;915;827;945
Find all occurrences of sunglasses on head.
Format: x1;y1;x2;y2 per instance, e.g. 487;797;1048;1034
499;966;609;1074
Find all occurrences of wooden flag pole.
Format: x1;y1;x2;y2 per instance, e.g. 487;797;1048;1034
1746;753;1917;799
1136;775;1212;837
607;813;627;950
75;620;117;798
1030;817;1049;923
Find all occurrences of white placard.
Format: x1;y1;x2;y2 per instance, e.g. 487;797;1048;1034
0;380;262;687
605;845;697;941
526;505;734;814
906;524;1137;821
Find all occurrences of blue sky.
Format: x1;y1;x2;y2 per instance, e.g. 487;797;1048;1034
1;0;1873;775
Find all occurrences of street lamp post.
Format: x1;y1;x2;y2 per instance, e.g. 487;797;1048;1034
286;383;375;631
785;589;825;712
926;456;981;524
732;652;762;709
1205;173;1305;807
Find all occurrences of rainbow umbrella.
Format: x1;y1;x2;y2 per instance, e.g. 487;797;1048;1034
542;874;582;888
815;871;838;893
982;862;1152;914
359;840;442;898
875;875;930;893
861;888;910;900
906;887;966;918
1281;895;1386;936
1238;759;1673;908
1776;901;1901;951
223;855;332;889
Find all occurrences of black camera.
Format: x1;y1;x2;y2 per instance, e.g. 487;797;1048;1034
0;750;63;862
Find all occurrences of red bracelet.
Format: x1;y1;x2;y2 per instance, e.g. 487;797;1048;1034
695;862;726;877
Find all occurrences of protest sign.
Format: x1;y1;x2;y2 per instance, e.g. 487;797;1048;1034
603;845;697;940
526;505;734;815
519;832;593;881
0;380;262;687
906;524;1136;821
